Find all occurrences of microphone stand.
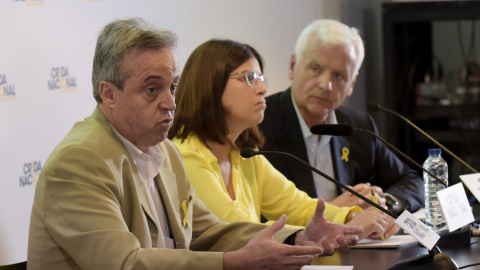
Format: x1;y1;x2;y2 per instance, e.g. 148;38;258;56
367;102;478;173
369;102;480;224
388;245;459;270
254;150;396;218
311;124;475;247
243;149;459;270
309;124;448;187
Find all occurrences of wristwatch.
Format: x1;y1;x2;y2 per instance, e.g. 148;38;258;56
384;193;403;214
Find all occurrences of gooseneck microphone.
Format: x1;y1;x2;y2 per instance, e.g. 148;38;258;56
367;102;478;173
241;148;458;270
241;148;396;218
310;124;448;188
242;148;457;269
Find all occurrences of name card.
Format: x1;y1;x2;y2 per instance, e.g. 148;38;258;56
437;182;474;232
395;210;440;250
459;173;480;203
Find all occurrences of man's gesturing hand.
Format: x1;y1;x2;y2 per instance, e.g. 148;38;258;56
297;199;363;255
224;215;323;270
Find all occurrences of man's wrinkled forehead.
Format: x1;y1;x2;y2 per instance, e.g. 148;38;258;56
121;47;179;76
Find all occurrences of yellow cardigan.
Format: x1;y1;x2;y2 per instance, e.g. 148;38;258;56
173;134;357;225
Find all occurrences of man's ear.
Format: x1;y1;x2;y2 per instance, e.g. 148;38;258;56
288;54;296;80
98;81;116;108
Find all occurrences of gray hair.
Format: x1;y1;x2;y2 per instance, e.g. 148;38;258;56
294;19;365;75
92;17;178;103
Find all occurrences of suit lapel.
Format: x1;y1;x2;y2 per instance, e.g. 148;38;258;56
331;135;353;194
154;168;185;248
131;167;161;233
280;91;317;198
91;107;161;235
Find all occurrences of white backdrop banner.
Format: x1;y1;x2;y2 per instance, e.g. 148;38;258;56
0;0;346;265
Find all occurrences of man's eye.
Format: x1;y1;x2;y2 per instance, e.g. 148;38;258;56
334;72;345;80
146;88;156;94
170;84;178;92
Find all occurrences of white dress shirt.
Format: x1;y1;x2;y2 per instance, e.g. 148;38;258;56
291;93;338;201
114;128;174;249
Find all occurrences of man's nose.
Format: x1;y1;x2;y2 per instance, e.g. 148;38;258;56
317;73;333;91
159;91;176;112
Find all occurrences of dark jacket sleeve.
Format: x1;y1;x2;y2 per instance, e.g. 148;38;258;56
331;106;424;212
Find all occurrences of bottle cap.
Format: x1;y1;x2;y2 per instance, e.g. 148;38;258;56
428;148;441;156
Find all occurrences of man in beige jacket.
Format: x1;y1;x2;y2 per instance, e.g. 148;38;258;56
27;18;363;270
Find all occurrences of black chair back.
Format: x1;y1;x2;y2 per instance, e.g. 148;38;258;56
0;261;27;270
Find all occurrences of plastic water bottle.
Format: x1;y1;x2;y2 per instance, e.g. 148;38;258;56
423;148;448;231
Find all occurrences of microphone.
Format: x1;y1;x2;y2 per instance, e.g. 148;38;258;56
367;102;478;173
241;148;395;218
311;124;478;248
310;124;353;136
310;124;448;187
369;102;480;232
241;148;458;270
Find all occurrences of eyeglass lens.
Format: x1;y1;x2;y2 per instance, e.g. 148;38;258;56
245;70;267;87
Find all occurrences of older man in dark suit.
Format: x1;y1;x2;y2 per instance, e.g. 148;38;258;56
260;20;424;217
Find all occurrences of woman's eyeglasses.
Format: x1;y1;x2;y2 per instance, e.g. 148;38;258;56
229;70;268;87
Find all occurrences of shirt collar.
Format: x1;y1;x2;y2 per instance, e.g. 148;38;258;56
112;127;165;181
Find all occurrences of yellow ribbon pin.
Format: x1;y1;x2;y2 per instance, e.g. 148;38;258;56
341;147;350;162
181;196;192;228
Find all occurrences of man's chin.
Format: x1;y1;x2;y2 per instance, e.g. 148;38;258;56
309;108;331;119
152;131;169;145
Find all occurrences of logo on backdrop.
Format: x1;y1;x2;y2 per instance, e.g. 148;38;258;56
13;0;45;6
19;161;42;188
0;73;16;102
47;66;77;93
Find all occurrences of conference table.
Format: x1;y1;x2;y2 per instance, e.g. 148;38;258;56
312;239;480;270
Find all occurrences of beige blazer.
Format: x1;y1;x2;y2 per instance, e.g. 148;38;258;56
27;107;295;270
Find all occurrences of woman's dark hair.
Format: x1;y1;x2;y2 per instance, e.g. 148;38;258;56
168;39;265;149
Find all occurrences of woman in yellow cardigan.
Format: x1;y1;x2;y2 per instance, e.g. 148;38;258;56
168;39;397;240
